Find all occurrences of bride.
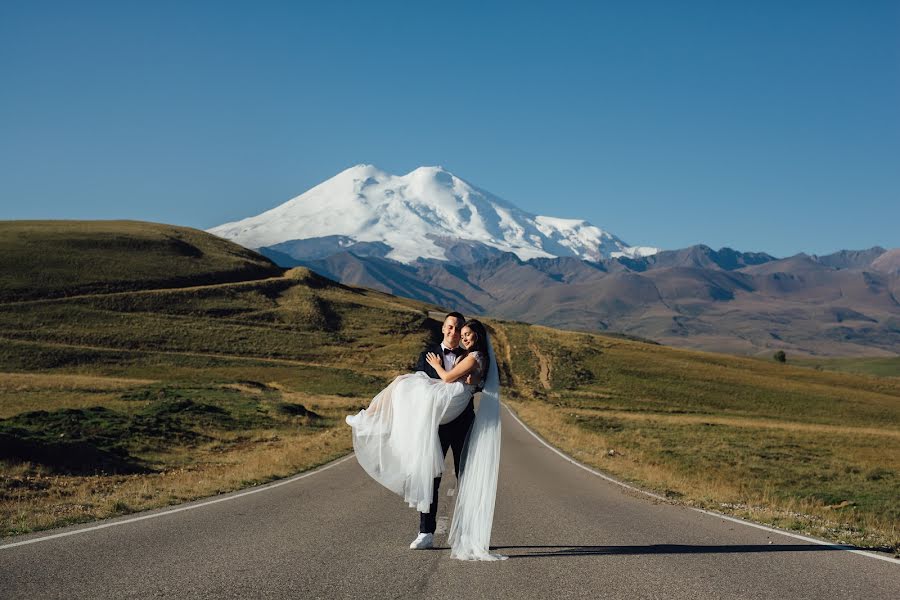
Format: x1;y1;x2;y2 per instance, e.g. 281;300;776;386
345;319;505;561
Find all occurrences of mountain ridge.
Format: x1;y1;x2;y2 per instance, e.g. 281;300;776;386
296;243;900;357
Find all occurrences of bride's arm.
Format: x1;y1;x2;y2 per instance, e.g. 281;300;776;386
425;353;477;383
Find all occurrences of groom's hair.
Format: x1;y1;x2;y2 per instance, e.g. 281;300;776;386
446;311;465;326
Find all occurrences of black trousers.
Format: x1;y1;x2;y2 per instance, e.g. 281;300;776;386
419;400;475;534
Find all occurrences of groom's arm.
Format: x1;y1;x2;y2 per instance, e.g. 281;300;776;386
415;350;428;373
415;347;439;378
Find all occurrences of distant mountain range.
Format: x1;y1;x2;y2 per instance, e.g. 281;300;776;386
208;166;899;357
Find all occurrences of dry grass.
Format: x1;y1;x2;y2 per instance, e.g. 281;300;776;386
0;367;367;536
564;406;900;440
505;397;899;552
0;372;157;418
2;425;352;535
0;372;156;389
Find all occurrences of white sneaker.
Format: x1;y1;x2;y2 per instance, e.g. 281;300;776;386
409;532;434;549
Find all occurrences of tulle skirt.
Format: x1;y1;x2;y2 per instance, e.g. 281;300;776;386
345;372;473;512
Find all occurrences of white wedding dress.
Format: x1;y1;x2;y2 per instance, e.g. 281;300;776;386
346;345;505;561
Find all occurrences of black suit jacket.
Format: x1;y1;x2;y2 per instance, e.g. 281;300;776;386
415;343;444;380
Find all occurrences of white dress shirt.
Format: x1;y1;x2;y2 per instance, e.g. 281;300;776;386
439;343;460;371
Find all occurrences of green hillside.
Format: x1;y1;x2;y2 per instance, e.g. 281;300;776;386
0;220;897;554
792;356;900;378
0;220;283;301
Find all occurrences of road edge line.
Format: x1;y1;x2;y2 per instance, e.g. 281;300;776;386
503;403;900;566
0;454;355;551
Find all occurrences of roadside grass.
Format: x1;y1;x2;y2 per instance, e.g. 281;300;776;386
0;370;368;536
496;322;900;553
1;425;354;536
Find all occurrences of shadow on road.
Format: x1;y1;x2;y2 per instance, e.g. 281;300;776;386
478;543;891;559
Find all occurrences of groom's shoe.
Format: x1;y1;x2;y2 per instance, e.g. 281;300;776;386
409;532;434;550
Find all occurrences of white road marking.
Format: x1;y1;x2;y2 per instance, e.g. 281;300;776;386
503;404;900;566
0;454;356;551
435;517;449;534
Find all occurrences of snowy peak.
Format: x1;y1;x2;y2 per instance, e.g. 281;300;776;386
208;165;658;265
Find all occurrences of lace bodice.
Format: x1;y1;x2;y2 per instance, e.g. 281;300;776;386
465;350;486;388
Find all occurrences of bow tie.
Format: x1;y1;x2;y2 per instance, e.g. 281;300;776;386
443;347;464;356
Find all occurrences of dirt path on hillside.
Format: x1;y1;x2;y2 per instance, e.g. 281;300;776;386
529;342;552;390
0;276;291;307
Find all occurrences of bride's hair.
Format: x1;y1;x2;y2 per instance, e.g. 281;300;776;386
462;320;489;356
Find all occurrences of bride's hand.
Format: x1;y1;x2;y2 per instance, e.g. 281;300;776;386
425;352;442;369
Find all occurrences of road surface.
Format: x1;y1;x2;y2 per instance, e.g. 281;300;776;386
2;406;898;599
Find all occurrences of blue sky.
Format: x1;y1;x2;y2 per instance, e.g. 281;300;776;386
1;1;898;257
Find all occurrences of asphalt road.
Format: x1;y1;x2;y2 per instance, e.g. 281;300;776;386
2;406;898;599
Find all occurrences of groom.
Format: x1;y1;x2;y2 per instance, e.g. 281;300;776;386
408;311;475;550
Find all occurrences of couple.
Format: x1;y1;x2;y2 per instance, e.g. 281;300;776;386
345;312;505;561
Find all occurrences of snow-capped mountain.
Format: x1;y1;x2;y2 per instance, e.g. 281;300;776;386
207;164;658;264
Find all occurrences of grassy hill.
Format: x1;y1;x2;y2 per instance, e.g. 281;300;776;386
792;356;900;378
0;220;283;301
0;220;897;554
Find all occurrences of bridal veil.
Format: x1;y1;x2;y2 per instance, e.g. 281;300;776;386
448;336;506;561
